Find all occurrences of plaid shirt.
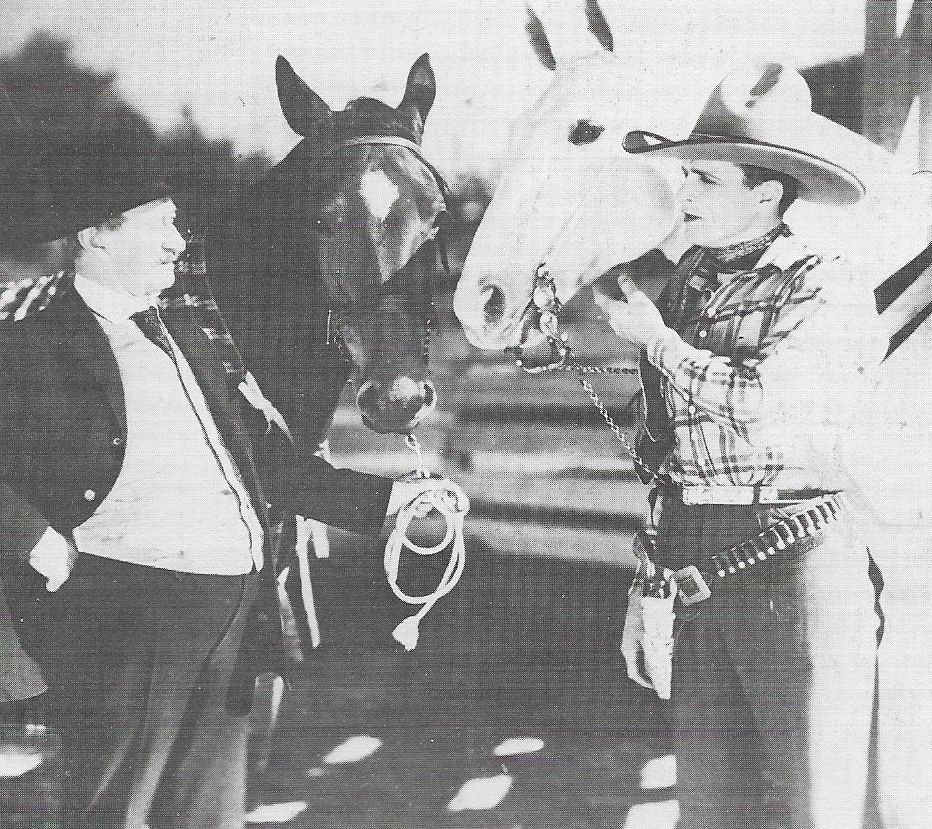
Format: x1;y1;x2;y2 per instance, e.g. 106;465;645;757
644;228;887;489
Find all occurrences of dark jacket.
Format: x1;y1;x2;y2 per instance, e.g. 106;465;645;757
0;283;392;712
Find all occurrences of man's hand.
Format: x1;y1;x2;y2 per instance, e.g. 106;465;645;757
592;274;668;349
29;527;78;592
385;477;456;525
620;594;655;690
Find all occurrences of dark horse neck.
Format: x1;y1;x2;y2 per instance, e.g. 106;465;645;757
204;157;351;451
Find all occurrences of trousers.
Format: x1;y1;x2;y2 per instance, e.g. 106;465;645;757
654;497;879;829
28;554;260;829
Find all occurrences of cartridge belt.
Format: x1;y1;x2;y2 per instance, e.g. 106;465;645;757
649;492;850;606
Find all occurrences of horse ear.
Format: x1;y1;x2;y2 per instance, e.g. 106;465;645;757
275;55;333;138
400;54;436;124
525;6;557;71
585;0;613;52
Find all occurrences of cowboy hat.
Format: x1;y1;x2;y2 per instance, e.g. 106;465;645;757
624;63;866;205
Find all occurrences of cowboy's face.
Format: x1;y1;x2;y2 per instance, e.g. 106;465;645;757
79;199;186;299
677;159;776;248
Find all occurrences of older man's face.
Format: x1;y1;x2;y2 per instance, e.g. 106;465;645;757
85;199;186;299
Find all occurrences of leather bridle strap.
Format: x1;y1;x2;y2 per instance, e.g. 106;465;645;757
324;135;453;204
317;135;451;350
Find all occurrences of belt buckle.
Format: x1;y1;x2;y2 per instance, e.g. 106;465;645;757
674;565;712;605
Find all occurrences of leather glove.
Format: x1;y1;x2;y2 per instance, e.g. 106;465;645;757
621;592;654;690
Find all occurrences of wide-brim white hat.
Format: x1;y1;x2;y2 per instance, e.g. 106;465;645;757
624;63;866;205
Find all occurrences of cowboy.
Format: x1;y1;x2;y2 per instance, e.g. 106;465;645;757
592;63;887;829
0;125;445;828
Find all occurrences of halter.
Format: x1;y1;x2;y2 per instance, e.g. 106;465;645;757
509;263;638;377
316;135;452;363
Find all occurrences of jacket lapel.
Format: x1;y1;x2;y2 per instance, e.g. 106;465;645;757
51;283;127;438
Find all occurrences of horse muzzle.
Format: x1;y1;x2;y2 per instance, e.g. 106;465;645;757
356;377;438;434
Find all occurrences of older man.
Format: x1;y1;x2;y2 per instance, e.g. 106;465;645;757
594;64;887;829
0;132;441;828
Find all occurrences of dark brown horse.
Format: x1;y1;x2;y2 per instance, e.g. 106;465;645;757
201;55;452;808
209;54;448;447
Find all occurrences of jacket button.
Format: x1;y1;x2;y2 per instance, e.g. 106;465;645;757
111;436;124;448
257;611;270;624
698;329;708;338
83;489;96;502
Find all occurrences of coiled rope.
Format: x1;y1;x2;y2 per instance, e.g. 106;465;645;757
384;434;470;650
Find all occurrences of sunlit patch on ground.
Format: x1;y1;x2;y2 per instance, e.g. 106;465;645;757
639;753;676;789
493;737;545;756
245;800;309;824
447;774;514;811
0;744;42;779
622;799;680;828
323;735;382;765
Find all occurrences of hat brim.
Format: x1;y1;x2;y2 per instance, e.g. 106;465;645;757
625;131;865;206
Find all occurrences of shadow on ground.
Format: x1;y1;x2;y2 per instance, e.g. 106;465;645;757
249;532;676;829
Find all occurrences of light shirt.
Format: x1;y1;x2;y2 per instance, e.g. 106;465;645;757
71;275;264;574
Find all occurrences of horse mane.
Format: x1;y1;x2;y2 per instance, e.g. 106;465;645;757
204;143;350;449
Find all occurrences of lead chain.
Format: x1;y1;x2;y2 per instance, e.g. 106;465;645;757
577;374;659;485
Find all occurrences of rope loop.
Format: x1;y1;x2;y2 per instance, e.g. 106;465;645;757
384;477;470;651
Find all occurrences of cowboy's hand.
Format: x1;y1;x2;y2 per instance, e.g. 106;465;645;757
29;527;78;592
621;593;654;690
593;274;668;349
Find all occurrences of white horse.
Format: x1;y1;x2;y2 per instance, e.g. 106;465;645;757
453;2;929;355
452;2;932;824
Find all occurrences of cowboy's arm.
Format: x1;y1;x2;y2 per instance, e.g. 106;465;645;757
640;261;885;454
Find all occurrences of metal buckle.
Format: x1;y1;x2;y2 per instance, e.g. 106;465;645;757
674;565;712;605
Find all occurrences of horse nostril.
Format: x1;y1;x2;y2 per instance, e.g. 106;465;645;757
422;380;437;411
483;284;505;324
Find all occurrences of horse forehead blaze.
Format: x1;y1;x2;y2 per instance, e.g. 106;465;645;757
358;168;399;222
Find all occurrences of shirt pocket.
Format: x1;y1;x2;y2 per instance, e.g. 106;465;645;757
704;303;771;361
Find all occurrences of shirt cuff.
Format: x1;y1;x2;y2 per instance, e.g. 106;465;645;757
645;326;700;377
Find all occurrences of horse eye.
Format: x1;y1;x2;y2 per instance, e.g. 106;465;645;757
569;119;605;145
